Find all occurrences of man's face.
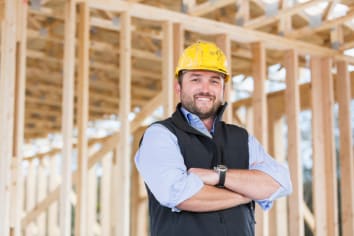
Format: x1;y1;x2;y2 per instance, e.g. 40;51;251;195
176;70;225;120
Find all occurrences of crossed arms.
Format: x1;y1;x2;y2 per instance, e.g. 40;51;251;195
176;168;280;212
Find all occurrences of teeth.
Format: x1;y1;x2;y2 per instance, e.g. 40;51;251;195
196;97;210;101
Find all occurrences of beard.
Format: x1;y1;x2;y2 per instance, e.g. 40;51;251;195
181;91;223;120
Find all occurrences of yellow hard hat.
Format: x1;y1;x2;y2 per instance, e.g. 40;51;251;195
175;41;230;82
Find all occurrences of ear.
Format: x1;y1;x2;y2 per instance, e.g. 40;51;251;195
174;80;181;94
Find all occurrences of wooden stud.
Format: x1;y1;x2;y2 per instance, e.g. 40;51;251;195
336;61;354;236
216;34;232;123
311;56;329;236
162;20;174;117
25;161;36;234
284;49;304;236
115;11;132;236
10;0;28;235
173;23;183;107
251;42;269;236
321;58;339;236
0;0;17;235
100;153;112;236
75;2;90;236
21;134;119;228
131;127;146;236
88;166;97;236
235;0;249;25
48;155;59;235
268;111;288;236
37;159;47;235
59;0;76;235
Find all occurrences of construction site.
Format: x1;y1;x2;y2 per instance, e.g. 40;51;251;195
0;0;354;235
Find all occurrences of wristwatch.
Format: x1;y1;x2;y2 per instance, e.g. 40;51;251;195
214;164;228;187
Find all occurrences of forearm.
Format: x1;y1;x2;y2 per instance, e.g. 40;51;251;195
176;184;250;212
225;169;280;200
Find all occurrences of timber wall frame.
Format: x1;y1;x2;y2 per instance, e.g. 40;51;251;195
0;0;354;236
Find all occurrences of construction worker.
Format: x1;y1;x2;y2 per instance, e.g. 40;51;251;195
135;41;292;236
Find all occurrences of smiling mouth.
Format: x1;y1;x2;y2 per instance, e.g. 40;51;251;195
195;97;212;101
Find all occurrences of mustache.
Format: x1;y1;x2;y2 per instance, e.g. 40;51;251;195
194;92;214;97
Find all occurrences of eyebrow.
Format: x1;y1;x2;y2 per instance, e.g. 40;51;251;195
188;73;223;80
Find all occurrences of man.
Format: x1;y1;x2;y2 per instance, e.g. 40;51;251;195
135;41;292;236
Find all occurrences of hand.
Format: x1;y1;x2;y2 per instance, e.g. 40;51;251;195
188;168;219;186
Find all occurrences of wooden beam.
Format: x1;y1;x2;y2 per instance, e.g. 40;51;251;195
100;152;112;236
115;11;132;236
244;0;324;29
216;34;232;123
59;0;76;235
286;10;354;39
188;0;235;16
251;42;269;236
10;0;28;235
162;20;174;117
130;92;163;131
21;132;119;228
303;201;315;232
0;0;17;235
86;0;354;63
284;50;304;236
321;57;339;236
75;2;90;236
311;57;329;236
131;127;146;236
173;23;184;107
235;0;249;25
336;61;354;236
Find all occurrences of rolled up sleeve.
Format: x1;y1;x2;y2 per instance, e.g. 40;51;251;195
135;124;204;211
248;135;293;210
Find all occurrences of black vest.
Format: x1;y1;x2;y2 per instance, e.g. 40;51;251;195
145;104;255;236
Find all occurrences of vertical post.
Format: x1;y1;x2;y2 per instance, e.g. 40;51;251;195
284;50;304;236
116;11;131;236
75;2;90;236
173;23;184;107
48;155;59;235
162;20;174;117
321;58;338;236
310;57;328;236
87;166;97;236
268;110;287;236
101;153;112;236
37;159;47;235
131;127;147;236
216;34;232;123
10;0;27;235
251;42;268;236
0;0;17;235
60;0;76;235
336;61;354;236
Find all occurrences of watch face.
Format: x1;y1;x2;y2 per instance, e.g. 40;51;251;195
217;165;228;171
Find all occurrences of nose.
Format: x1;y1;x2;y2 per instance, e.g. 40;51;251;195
199;80;211;93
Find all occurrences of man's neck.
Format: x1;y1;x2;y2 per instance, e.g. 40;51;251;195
201;117;215;132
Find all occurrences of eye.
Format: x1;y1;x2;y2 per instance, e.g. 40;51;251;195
190;77;200;82
211;79;220;85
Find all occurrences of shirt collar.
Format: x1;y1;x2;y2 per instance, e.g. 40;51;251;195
179;106;217;137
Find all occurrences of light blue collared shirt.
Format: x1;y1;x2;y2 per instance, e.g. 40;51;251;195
135;107;292;211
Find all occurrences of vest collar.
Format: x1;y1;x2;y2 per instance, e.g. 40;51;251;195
171;103;228;136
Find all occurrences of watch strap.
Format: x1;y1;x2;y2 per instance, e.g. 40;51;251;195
218;169;226;187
